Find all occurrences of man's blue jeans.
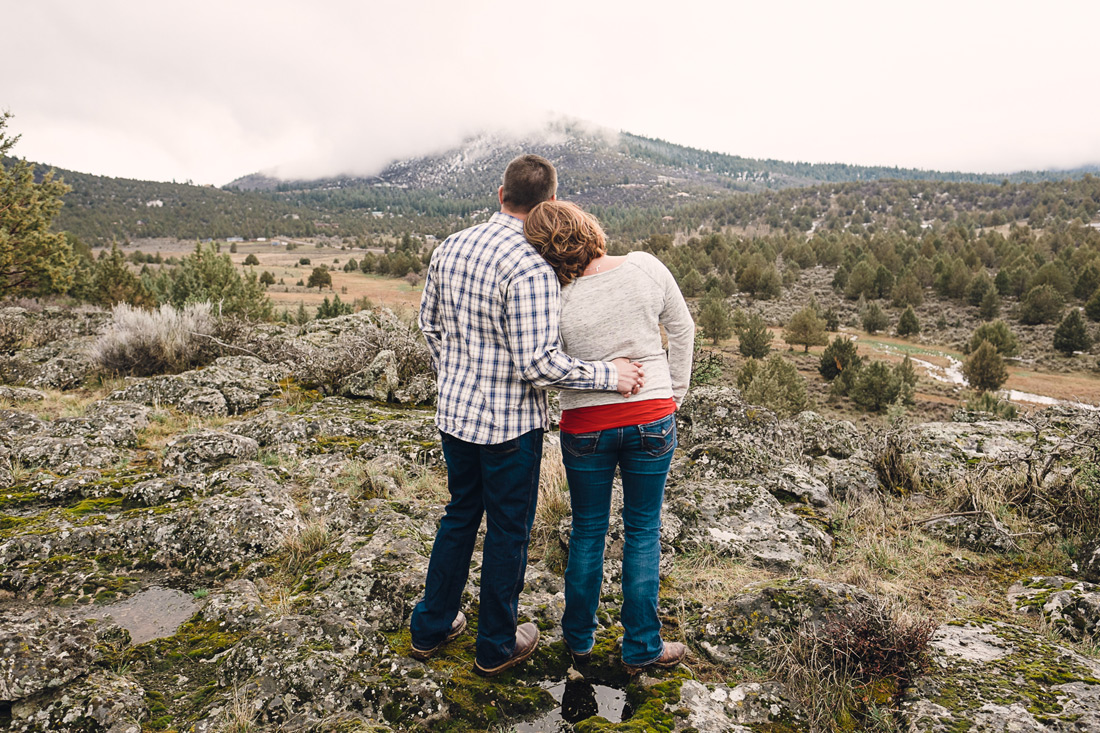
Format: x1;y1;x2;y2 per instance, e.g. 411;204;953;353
410;428;543;668
559;413;676;667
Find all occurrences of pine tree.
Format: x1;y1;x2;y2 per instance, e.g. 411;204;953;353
1052;309;1092;356
963;341;1009;393
307;266;333;290
86;244;155;308
1086;287;1100;322
736;312;773;359
698;296;733;344
0;113;75;297
896;306;921;337
740;354;809;417
861;302;888;334
979;288;1000;321
819;336;862;382
849;361;896;412
243;253;259;266
968;320;1019;356
784;306;827;352
1019;284;1063;325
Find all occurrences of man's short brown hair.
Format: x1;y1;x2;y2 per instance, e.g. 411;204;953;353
501;154;557;213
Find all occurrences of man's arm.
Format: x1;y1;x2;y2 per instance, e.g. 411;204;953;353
418;260;442;372
504;269;643;394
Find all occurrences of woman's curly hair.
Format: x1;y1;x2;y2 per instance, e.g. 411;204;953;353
523;200;606;285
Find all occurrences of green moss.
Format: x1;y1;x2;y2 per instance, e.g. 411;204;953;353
0;490;41;511
65;497;124;516
575;679;685;733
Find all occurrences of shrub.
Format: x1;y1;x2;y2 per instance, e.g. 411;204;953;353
1052;309;1092;356
963;340;1008;393
964;392;1018;420
1018;284;1063;325
91;302;223;376
770;597;935;732
967;320;1019;357
243;254;260;266
739;354;809;417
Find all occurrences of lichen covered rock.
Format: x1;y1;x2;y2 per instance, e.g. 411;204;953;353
162;430;260;473
0;610;100;702
902;621;1100;731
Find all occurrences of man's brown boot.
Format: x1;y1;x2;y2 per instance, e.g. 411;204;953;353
623;641;686;675
409;612;467;661
474;622;540;677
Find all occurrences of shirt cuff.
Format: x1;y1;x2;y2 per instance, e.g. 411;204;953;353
594;361;618;391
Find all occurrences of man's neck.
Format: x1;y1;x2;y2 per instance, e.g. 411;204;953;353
499;206;527;222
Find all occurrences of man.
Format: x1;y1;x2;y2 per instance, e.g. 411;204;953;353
410;154;644;676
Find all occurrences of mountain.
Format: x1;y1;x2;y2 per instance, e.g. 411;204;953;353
27;122;1100;245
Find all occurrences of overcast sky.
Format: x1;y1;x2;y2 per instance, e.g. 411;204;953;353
4;0;1099;185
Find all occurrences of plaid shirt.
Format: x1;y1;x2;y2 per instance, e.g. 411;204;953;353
419;212;618;444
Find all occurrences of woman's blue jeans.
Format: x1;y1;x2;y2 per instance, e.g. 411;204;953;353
559;413;676;666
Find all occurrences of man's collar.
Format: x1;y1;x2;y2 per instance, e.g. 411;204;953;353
490;211;525;234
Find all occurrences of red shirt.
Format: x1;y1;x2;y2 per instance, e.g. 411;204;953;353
559;398;677;434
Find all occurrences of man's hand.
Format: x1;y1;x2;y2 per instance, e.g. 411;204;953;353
612;357;645;397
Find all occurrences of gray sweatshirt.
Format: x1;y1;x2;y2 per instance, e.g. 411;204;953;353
557;251;694;410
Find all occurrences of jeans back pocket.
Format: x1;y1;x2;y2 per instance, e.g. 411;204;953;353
561;431;602;458
637;415;677;457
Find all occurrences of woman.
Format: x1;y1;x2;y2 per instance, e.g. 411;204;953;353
524;201;694;674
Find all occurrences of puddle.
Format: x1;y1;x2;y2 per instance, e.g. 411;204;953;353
75;585;199;644
513;679;630;732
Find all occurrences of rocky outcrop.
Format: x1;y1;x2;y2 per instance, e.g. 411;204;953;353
1009;576;1100;643
666;477;832;570
7;670;146;733
0;610;101;702
903;621;1100;731
162;430;260;473
686;579;874;667
921;514;1020;554
109;356;287;416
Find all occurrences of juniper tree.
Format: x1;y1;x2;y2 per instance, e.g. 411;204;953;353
1019;284;1063;325
0;113;74;297
963;341;1009;393
967;320;1019;357
699;295;733;344
1053;309;1092;356
784;306;827;352
896;306;921;337
736;311;773;359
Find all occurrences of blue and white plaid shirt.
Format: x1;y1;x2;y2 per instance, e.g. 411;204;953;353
419;212;618;445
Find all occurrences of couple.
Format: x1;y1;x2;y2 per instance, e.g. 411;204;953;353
410;154;694;677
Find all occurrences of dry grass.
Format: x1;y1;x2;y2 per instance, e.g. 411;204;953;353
284;519;332;573
529;443;571;568
665;550;783;606
223;684;259;733
8;383;122;421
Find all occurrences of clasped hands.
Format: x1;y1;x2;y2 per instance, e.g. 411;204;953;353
612;357;645;397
